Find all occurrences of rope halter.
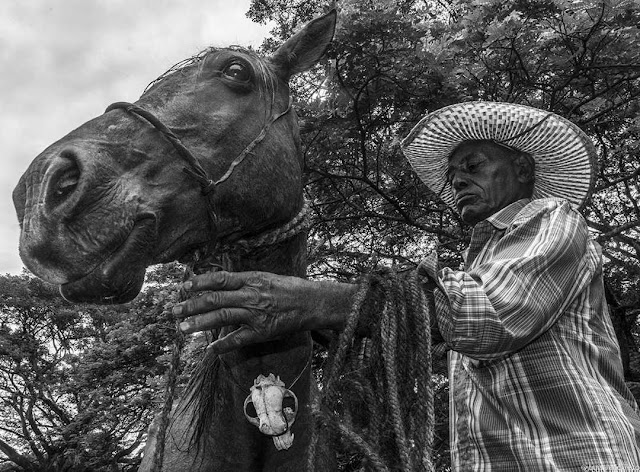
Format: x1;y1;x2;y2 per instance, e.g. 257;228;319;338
103;98;303;252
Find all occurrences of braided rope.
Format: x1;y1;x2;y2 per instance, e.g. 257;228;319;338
380;279;412;470
213;99;293;186
219;200;311;254
311;267;435;471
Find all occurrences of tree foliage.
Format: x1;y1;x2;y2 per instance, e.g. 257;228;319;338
0;267;183;471
249;0;640;358
248;0;640;468
2;1;639;470
249;0;640;288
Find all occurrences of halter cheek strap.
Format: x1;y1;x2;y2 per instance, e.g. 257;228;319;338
104;99;293;235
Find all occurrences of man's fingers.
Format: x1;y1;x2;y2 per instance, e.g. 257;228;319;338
179;308;250;334
208;327;264;354
173;288;259;317
184;270;258;292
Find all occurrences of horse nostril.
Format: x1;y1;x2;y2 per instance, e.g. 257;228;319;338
55;168;80;198
47;151;82;212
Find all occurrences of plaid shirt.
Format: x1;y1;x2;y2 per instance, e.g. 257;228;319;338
421;198;640;471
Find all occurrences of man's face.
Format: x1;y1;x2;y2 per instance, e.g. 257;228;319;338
447;141;533;225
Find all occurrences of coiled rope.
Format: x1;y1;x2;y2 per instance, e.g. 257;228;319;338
310;267;435;471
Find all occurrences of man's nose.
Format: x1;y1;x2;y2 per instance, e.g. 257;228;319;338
451;172;469;191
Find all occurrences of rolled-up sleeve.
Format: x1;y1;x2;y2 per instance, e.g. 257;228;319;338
421;200;596;360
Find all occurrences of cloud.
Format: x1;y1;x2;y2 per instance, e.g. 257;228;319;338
1;0;271;275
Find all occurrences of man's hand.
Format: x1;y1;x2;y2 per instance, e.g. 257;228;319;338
172;271;357;354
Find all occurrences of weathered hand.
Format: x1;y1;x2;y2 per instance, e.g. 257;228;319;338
172;271;356;353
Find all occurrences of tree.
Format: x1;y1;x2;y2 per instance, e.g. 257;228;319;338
249;0;640;357
248;0;640;468
0;267;183;471
3;1;639;469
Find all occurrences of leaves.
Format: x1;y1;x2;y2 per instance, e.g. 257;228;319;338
249;0;640;468
2;1;639;469
248;0;640;302
0;271;183;471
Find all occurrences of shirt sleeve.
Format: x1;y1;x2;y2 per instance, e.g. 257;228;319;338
421;200;596;360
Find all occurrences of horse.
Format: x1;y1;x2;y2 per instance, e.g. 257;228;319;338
12;10;337;471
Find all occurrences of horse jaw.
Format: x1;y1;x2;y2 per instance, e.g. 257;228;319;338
58;216;158;303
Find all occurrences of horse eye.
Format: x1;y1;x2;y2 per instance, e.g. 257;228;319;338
222;62;251;82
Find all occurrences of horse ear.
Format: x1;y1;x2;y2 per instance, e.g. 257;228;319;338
271;9;336;80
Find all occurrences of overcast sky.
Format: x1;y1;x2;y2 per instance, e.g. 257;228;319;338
1;0;272;275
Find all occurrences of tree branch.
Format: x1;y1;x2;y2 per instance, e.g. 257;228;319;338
596;219;640;242
595;167;640;192
0;437;34;471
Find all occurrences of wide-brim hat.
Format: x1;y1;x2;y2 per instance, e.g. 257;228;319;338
401;101;597;210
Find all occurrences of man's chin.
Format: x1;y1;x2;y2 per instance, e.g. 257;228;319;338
460;205;490;225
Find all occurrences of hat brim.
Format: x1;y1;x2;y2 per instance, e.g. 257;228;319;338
400;101;597;210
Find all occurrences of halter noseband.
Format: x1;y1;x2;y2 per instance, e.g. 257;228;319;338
104;99;297;247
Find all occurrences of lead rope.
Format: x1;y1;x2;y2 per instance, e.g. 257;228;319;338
149;265;191;472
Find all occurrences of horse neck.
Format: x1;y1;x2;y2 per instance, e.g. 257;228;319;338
217;229;311;387
223;230;307;277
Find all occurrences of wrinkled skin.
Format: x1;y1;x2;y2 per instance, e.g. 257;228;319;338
13;10;337;472
448;140;535;225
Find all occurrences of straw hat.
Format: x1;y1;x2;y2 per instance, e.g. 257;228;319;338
401;101;597;210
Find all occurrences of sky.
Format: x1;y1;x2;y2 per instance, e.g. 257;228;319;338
0;0;272;275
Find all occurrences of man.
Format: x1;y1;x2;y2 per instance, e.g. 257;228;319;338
172;101;640;469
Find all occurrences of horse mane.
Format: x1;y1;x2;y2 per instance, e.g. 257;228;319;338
143;46;279;100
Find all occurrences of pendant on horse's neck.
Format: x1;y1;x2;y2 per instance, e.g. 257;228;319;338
243;373;299;450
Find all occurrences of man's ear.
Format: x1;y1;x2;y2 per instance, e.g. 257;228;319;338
515;153;535;184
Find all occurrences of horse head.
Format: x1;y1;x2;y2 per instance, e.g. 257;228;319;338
13;11;336;304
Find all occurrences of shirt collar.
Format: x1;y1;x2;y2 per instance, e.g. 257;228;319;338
483;198;531;230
